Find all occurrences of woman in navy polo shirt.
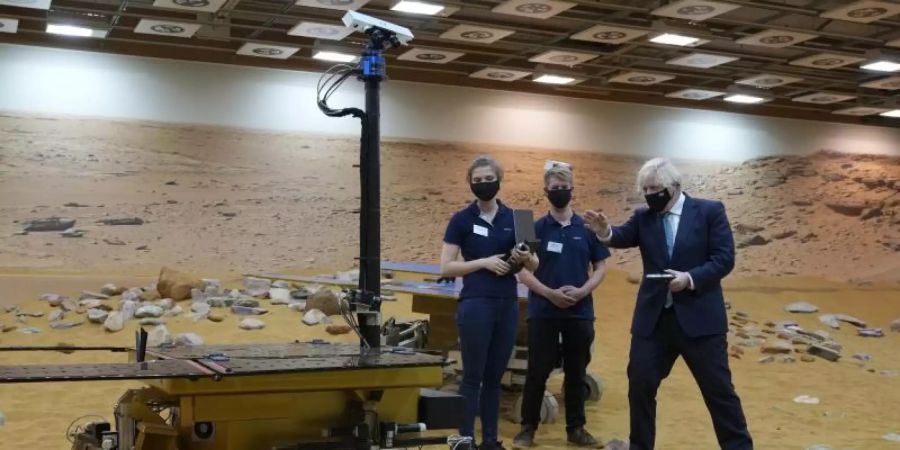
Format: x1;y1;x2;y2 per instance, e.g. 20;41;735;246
440;155;538;450
513;164;609;449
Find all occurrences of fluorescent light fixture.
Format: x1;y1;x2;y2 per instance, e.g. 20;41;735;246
391;0;444;15
650;33;699;46
861;61;900;72
880;109;900;118
313;50;357;62
46;23;107;37
724;94;766;104
534;74;576;85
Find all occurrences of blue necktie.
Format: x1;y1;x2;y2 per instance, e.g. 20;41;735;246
663;213;674;308
663;213;675;259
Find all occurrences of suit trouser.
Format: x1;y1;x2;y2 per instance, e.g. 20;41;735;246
628;307;753;450
520;318;594;432
457;296;519;444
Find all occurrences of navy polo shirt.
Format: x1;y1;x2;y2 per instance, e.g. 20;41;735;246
443;200;518;300
528;213;610;320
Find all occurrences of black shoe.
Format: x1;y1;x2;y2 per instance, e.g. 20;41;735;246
512;427;535;448
480;441;507;450
567;428;603;448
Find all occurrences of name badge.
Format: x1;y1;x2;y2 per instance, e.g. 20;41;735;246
473;225;489;237
547;241;563;253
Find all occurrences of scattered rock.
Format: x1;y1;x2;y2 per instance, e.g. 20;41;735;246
64;202;90;207
825;201;866;217
303;309;329;326
737;234;770;248
155;298;174;310
758;356;775;364
326;324;352;335
605;439;629;450
24;217;75;232
243;277;272;297
858;328;884;337
785;302;818;313
272;280;290;289
891;319;900;332
807;343;841;362
87;309;109;324
206;297;231;308
884;432;900;442
239;318;265;330
811;330;831;341
18;327;42;334
157;266;204;301
307;289;343;316
147;325;173;347
175;333;204;346
852;353;872;362
104;312;124;332
231;305;268;315
801;355;815;363
819;314;841;329
138;290;161;302
49;309;65;322
61;228;84;238
41;294;65;307
861;207;883;220
792;199;814;206
120;300;137;321
98;217;144;226
734;223;764;234
269;288;292;305
191;302;210;316
49;321;82;330
772;230;796;240
762;340;793;354
79;299;104;309
289;302;307;312
780;356;796;364
103;238;126;246
234;298;260;308
135;305;164;319
793;395;820;405
16;311;44;318
100;283;124;296
834;314;866;328
820;341;843;352
291;287;313;300
166;305;183;317
140;318;165;326
121;288;142;302
208;312;225;323
0;410;5;427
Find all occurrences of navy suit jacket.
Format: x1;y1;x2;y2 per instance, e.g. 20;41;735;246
609;194;734;338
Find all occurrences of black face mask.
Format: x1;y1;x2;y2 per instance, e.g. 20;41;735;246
546;188;572;209
645;188;672;213
470;181;500;201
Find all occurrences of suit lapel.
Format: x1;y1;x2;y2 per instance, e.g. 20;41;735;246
671;195;698;264
646;210;669;266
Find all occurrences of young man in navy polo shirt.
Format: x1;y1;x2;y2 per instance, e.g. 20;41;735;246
513;163;609;449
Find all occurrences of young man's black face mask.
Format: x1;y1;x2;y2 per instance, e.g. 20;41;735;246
546;188;572;209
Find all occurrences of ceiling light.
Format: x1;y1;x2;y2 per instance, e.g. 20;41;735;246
880;109;900;118
650;33;699;46
666;88;724;100
724;94;766;104
832;106;889;116
391;0;444;15
46;24;107;37
313;50;357;62
534;74;576;85
862;61;900;72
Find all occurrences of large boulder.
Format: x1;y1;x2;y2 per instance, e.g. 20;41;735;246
306;289;343;316
157;267;205;301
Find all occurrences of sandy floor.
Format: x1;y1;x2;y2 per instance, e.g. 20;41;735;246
0;113;899;449
0;271;899;450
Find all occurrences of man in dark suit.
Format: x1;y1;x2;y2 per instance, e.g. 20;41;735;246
585;157;752;450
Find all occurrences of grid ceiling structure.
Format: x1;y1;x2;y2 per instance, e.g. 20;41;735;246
1;0;900;126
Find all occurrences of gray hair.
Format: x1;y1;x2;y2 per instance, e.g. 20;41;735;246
544;165;573;187
467;155;503;182
636;157;682;193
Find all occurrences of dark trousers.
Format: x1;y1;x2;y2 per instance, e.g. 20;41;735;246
520;319;594;432
628;308;753;450
457;296;519;444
